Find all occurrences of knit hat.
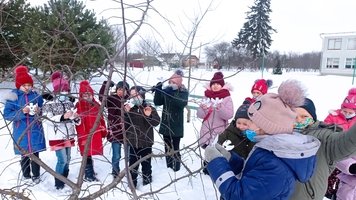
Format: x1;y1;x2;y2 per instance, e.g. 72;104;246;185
234;104;250;120
51;71;70;93
79;80;94;97
251;79;273;95
14;65;33;89
248;80;305;134
130;86;146;99
299;98;317;121
116;81;130;90
341;88;356;109
169;69;183;87
210;72;225;87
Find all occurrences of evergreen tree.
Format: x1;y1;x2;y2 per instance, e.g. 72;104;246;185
231;0;276;59
22;0;115;75
0;0;31;76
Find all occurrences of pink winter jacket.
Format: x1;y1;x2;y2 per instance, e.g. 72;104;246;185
197;94;234;147
325;109;356;200
324;109;356;130
336;156;356;200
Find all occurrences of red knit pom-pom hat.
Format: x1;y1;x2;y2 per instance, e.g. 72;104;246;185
79;80;94;97
14;65;33;89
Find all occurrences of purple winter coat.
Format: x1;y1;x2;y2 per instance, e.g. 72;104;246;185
197;87;234;147
336;156;356;200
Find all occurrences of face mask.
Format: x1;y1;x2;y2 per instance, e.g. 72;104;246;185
132;97;143;106
345;113;356;119
294;117;314;130
168;83;178;90
57;92;69;102
244;129;257;142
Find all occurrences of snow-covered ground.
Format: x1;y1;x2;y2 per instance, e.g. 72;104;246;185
0;67;346;199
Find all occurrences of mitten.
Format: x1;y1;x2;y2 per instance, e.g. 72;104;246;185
151;82;163;93
215;143;231;160
205;145;223;162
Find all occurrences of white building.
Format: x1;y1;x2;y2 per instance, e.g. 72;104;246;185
320;32;356;76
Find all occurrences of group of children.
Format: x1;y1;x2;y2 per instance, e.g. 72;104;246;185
4;65;356;199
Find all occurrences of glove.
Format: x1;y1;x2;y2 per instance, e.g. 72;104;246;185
204;143;231;162
151;82;162;93
205;145;222;162
215;143;231;160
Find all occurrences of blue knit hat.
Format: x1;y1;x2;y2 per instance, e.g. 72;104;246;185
299;98;317;121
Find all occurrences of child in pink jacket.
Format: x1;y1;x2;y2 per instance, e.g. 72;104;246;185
324;88;356;199
197;72;234;148
336;156;356;200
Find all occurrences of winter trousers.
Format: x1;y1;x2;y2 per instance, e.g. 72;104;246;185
129;146;152;187
84;156;97;181
54;147;71;189
111;142;122;177
326;168;341;198
20;152;40;178
163;136;181;171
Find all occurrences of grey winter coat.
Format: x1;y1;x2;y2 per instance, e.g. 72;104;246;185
290;121;356;200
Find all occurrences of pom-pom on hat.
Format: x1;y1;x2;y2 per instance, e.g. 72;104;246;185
299;98;317;121
169;69;184;87
234;104;250;120
79;80;94;97
251;79;273;95
210;72;225;87
51;71;70;93
248;80;306;134
341;88;356;109
14;65;33;89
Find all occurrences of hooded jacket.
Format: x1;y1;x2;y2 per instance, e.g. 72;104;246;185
3;89;46;155
290;121;356;200
207;133;320;200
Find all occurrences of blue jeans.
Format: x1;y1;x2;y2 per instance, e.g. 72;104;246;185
55;147;71;175
112;142;122;174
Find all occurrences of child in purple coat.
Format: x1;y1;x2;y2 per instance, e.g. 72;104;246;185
336;156;356;200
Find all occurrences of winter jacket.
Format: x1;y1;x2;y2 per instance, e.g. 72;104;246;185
3;89;46;155
324;109;356;130
42;98;78;151
75;99;107;156
197;87;234;147
290;121;356;200
217;121;255;159
125;101;160;148
207;133;320;200
153;84;188;138
335;156;356;200
99;83;127;142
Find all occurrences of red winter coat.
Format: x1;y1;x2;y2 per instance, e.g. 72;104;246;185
324;109;356;131
75;99;107;156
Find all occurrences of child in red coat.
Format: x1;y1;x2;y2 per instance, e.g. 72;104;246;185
75;80;107;182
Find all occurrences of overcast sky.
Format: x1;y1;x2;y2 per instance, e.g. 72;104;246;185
32;0;356;54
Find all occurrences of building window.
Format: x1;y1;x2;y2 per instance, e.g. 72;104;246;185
328;38;342;50
345;58;356;69
347;38;356;50
326;58;340;68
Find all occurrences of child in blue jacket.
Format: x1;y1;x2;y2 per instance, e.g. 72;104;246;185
205;80;320;200
3;66;46;183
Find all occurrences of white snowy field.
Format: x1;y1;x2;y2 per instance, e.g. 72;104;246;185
0;67;347;200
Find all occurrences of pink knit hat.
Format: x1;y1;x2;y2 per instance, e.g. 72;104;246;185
341;88;356;109
248;80;305;134
51;71;70;93
169;69;183;87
